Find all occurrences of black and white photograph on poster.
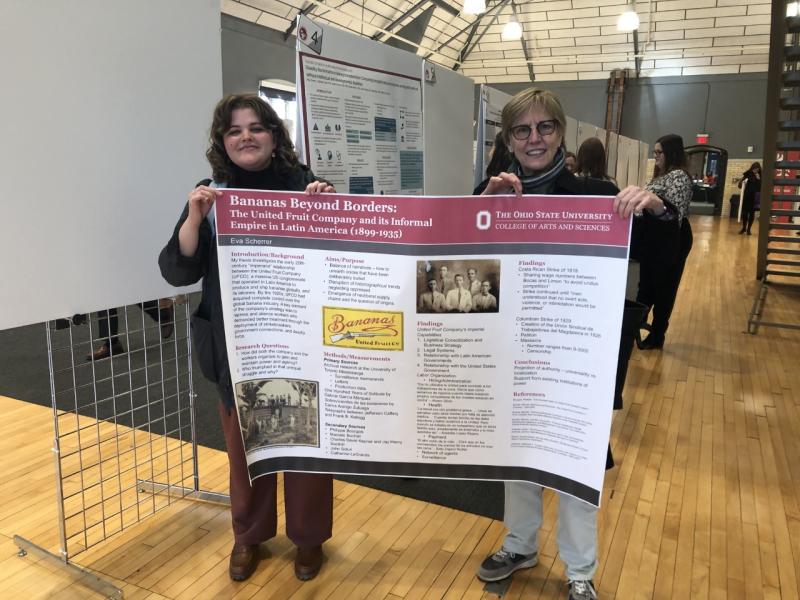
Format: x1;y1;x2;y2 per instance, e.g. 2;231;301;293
416;259;500;314
235;378;320;451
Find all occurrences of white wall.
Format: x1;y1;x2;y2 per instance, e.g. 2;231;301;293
0;1;222;330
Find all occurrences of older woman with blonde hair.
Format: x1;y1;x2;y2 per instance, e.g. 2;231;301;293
474;87;669;600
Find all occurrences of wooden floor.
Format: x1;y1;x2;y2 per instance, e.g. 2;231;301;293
2;216;800;599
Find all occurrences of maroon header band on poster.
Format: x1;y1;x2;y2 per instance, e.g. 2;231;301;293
214;190;630;249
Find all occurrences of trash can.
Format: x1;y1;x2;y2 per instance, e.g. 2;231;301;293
729;194;740;218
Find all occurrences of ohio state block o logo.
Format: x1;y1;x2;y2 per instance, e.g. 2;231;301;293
476;210;491;230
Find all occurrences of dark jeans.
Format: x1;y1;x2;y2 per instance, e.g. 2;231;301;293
740;200;756;232
637;218;693;341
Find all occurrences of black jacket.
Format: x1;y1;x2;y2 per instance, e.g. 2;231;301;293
158;165;316;407
740;169;761;207
474;169;619;197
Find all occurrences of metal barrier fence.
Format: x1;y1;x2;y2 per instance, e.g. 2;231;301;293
14;296;228;599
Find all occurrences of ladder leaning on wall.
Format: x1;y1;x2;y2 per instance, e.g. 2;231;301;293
748;0;800;333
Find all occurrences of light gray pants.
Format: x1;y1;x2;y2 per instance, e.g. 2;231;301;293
502;481;598;581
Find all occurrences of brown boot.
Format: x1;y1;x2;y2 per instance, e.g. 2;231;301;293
159;304;174;340
86;340;125;361
294;545;323;581
229;543;260;581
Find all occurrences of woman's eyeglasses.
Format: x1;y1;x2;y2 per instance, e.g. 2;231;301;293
653;149;664;156
510;120;558;140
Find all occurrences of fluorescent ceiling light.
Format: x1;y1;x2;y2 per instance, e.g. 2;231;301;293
463;0;487;15
502;20;523;41
617;9;640;32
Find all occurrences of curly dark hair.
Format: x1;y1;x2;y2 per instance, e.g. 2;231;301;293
206;93;298;182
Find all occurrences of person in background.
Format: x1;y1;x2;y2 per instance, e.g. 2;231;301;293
474;87;668;600
474;132;513;194
564;150;578;174
87;300;174;361
576;137;616;184
635;134;693;350
738;161;761;235
159;93;335;584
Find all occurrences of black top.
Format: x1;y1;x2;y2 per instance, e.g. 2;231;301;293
158;163;317;406
474;169;620;197
741;168;761;205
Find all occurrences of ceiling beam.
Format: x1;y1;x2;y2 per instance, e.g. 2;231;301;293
298;0;432;55
284;3;316;40
455;0;512;69
372;0;429;41
510;0;535;82
385;5;437;53
274;0;475;68
425;0;509;64
458;20;483;66
430;0;461;18
372;0;460;43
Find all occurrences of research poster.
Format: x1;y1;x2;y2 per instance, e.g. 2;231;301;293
296;16;423;195
214;189;630;506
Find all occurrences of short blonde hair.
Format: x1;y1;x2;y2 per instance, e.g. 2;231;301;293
501;88;566;147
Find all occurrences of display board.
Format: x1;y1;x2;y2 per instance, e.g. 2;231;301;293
295;17;471;197
423;63;474;195
639;141;650;187
474;85;512;188
295;16;423;195
0;0;221;330
616;136;636;189
565;116;579;154
607;132;619;182
576;122;598;150
627;138;640;188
